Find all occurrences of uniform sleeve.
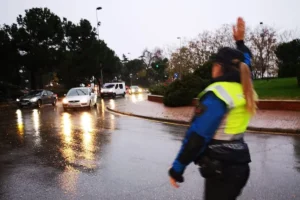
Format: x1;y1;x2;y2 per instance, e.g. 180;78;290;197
236;40;252;68
169;92;227;182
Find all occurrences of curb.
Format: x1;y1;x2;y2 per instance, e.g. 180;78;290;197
107;107;300;134
106;107;190;125
148;95;300;111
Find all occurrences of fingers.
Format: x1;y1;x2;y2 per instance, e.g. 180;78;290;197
170;177;180;188
234;17;245;40
237;17;245;30
233;25;237;40
232;25;236;33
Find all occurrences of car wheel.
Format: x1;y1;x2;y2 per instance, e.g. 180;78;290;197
37;100;42;108
123;92;126;97
52;99;57;106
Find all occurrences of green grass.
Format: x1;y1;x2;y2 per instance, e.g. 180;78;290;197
254;77;300;100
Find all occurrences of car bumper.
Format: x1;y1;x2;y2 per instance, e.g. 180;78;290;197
101;92;114;97
18;101;38;107
130;91;141;94
63;103;89;108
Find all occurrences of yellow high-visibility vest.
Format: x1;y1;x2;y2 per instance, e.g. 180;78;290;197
198;82;251;141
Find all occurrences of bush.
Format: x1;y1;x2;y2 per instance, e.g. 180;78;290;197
163;74;209;107
149;83;168;96
297;68;300;87
193;61;212;79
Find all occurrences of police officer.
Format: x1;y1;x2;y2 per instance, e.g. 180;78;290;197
168;18;257;200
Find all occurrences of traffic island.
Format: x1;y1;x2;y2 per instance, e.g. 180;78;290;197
107;98;300;134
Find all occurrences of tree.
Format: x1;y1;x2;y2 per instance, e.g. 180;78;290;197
249;26;277;78
0;26;21;86
276;39;300;86
1;7;122;90
59;18;121;87
13;8;65;89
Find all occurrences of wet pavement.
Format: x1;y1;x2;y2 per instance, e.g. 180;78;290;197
0;95;300;200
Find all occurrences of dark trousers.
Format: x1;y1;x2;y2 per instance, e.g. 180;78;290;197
204;164;250;200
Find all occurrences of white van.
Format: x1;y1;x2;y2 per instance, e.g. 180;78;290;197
101;82;126;98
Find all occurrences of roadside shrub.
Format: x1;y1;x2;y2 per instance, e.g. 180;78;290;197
297;68;300;87
163;74;209;107
193;61;212;80
149;83;167;96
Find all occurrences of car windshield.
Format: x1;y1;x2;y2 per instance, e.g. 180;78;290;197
104;84;115;89
67;88;88;96
131;86;139;89
27;90;42;96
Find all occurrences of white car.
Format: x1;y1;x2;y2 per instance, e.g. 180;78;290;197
101;82;126;98
62;87;97;110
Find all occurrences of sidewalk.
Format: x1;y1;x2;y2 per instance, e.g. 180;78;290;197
108;99;300;134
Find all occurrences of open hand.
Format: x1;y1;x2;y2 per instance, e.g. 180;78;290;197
233;17;245;41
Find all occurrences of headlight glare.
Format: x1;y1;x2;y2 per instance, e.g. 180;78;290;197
63;98;68;104
30;97;38;102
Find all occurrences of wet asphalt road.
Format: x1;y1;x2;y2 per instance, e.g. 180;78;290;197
0;94;300;200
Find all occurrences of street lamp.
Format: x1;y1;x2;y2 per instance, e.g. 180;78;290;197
96;7;102;40
177;37;182;48
177;37;182;79
129;73;133;86
96;6;103;86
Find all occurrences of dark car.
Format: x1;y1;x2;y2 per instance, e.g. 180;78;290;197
17;90;57;108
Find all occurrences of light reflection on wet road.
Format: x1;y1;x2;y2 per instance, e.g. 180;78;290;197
0;94;300;200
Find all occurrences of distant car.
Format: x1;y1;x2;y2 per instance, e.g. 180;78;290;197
17;90;57;108
129;86;142;94
101;82;126;98
62;87;97;110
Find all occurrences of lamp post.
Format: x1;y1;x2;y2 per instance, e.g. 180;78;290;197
177;37;182;79
96;7;103;86
96;7;102;39
129;73;133;86
260;22;264;79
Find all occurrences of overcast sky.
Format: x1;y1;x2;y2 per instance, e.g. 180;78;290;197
0;0;299;58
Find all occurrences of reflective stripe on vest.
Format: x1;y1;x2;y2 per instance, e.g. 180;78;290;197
212;85;234;108
198;82;251;140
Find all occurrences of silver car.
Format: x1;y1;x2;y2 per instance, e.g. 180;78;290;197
62;87;97;110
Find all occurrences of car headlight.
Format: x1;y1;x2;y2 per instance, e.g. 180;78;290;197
16;98;20;102
30;97;38;102
62;98;68;104
80;99;88;103
138;89;142;92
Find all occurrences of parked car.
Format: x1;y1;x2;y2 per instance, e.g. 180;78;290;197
62;87;97;110
101;82;126;98
128;86;142;94
17;90;57;108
